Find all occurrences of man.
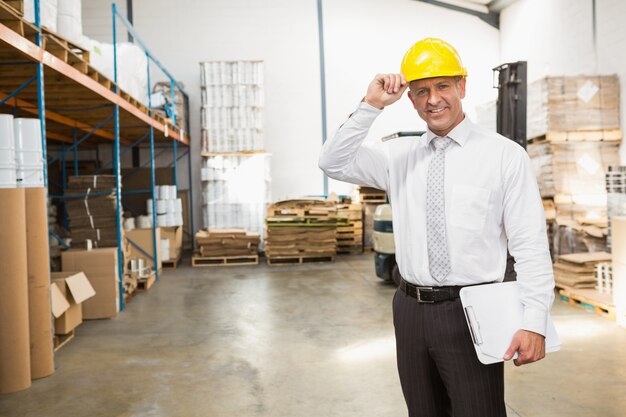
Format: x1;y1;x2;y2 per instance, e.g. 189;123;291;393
318;38;554;417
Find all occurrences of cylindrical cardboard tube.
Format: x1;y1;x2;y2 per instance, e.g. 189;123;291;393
25;188;55;379
0;188;31;393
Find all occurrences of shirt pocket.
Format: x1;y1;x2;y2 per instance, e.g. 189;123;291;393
449;184;491;231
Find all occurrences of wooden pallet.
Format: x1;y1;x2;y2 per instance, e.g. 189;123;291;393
54;330;75;352
162;255;182;269
0;0;38;42
558;287;615;320
530;129;622;143
1;0;23;16
337;247;364;255
192;254;259;267
360;194;386;203
266;217;349;227
266;255;335;265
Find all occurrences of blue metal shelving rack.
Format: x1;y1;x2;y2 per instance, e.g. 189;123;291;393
0;0;193;312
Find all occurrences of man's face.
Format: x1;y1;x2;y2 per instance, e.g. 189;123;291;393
407;76;466;137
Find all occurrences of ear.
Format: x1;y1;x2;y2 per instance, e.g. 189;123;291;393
407;90;417;109
458;77;467;99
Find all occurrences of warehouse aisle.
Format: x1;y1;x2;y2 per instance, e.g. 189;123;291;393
0;254;624;417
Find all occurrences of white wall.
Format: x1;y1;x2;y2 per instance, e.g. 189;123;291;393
500;0;626;160
82;0;126;42
82;0;501;231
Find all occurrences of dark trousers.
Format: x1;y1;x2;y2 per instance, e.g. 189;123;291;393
392;288;506;417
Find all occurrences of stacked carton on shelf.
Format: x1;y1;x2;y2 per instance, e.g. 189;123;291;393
527;74;622;256
65;175;119;248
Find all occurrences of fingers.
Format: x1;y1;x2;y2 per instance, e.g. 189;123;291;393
503;337;520;362
365;73;408;109
377;73;407;94
507;330;546;366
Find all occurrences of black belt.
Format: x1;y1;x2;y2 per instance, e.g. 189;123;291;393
399;279;464;303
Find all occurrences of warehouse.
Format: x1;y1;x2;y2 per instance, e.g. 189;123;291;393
0;0;625;416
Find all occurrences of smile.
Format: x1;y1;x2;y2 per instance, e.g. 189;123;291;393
429;108;446;113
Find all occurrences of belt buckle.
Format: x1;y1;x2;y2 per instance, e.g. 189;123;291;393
416;287;434;303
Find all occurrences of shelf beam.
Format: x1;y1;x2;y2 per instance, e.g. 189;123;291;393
0;22;188;145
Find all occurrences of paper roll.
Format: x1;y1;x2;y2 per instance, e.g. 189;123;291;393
25;188;55;379
0;188;31;393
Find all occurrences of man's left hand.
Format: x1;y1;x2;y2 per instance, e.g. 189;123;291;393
503;329;546;366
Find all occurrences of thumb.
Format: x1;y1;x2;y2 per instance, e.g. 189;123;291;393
503;338;520;361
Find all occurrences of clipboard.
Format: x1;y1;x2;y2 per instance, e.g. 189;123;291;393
459;281;560;365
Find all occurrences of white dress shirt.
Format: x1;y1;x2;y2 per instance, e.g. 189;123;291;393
319;102;555;336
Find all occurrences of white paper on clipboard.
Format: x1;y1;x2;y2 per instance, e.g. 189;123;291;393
459;281;560;365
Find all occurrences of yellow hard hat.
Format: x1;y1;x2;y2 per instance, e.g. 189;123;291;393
401;38;467;82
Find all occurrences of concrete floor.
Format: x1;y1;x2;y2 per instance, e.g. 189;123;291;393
1;253;625;417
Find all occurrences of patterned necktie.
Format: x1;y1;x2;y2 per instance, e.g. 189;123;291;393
427;136;453;282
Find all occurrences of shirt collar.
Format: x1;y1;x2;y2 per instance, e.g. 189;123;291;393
426;115;471;148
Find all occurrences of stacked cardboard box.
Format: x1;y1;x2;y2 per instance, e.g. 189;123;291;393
527;75;621;141
553;252;611;289
65;175;119;248
265;199;343;263
526;76;622;255
195;229;260;257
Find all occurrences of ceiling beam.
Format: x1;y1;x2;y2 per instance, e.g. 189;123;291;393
414;0;500;29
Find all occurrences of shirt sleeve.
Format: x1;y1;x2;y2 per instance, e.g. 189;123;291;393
318;102;389;191
502;146;555;336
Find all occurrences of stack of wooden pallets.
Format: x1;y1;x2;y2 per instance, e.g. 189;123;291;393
357;187;387;250
265;199;347;265
192;229;260;267
336;203;363;254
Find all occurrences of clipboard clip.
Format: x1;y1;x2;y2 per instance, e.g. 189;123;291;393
464;306;483;346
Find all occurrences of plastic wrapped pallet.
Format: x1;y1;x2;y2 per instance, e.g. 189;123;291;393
202;154;270;241
56;0;83;47
200;61;264;153
527;75;621;141
84;39;148;105
23;0;58;32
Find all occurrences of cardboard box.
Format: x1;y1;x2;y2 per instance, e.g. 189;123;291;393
50;272;96;334
161;226;182;261
61;248;119;319
125;227;162;271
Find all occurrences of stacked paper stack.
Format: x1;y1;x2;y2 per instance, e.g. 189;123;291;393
195;229;260;257
147;185;183;227
265;199;346;264
65;175;118;248
553;252;612;289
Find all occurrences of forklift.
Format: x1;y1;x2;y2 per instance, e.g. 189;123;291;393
372;62;527;285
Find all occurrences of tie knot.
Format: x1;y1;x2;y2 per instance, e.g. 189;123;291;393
433;137;452;151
